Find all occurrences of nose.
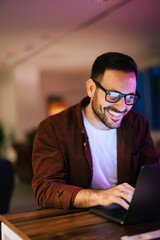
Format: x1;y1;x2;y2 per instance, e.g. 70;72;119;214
114;97;126;112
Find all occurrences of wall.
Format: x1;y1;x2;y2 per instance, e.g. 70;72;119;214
14;67;42;141
0;70;17;139
39;70;88;120
0;67;89;143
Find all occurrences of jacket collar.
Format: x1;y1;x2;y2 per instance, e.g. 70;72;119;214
76;96;90;134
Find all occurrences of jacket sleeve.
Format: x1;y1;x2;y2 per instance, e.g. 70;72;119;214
32;119;82;209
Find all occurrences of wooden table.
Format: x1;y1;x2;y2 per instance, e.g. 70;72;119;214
0;208;160;240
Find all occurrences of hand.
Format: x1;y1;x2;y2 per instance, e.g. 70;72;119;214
99;182;135;210
73;182;135;210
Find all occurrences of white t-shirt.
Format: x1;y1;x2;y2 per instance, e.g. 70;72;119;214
82;109;117;189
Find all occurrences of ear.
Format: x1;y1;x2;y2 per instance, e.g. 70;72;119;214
86;78;96;98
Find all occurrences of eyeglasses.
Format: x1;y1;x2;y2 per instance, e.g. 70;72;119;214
92;79;141;105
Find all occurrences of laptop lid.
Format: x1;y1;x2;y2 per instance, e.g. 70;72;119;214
90;164;160;225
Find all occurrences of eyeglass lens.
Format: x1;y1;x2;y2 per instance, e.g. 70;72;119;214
106;91;138;105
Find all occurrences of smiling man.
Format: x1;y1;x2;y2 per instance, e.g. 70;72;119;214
85;70;137;130
32;52;158;210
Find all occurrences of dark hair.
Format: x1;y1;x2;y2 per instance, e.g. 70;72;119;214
90;52;138;81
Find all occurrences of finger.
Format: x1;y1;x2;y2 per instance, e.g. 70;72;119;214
119;183;135;197
120;191;133;203
121;183;135;192
114;189;132;205
117;183;135;205
115;196;130;210
106;190;130;210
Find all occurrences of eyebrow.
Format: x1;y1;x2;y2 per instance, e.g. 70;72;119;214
93;79;137;95
97;82;136;94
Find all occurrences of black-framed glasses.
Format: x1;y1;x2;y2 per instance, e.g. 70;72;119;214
92;79;141;106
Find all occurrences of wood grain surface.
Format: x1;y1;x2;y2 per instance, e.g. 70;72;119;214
0;208;160;240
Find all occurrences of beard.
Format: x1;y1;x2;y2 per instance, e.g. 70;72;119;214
91;92;128;129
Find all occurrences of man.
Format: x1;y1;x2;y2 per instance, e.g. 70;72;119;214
32;52;158;210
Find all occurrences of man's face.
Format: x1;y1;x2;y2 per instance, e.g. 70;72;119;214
91;69;136;130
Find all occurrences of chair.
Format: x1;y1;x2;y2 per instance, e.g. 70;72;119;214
0;158;14;214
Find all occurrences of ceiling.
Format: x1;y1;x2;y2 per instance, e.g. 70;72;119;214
0;0;160;73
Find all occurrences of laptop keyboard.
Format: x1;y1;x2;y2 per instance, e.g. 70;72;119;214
107;206;127;221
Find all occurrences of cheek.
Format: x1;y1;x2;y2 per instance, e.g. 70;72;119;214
126;105;132;113
93;91;114;111
100;100;111;111
93;91;104;106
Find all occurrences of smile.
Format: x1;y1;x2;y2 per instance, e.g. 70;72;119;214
108;109;122;117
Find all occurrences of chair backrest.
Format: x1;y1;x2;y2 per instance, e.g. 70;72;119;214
0;158;14;214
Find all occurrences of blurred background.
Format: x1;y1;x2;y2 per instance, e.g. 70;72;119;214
0;0;160;214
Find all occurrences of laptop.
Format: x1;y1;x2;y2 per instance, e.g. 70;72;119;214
89;164;160;225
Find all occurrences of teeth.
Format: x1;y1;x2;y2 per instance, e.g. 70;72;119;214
108;110;121;117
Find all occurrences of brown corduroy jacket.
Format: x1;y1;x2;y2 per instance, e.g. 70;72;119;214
32;97;158;209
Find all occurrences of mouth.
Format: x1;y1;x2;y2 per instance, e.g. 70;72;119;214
107;109;124;122
108;109;122;117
